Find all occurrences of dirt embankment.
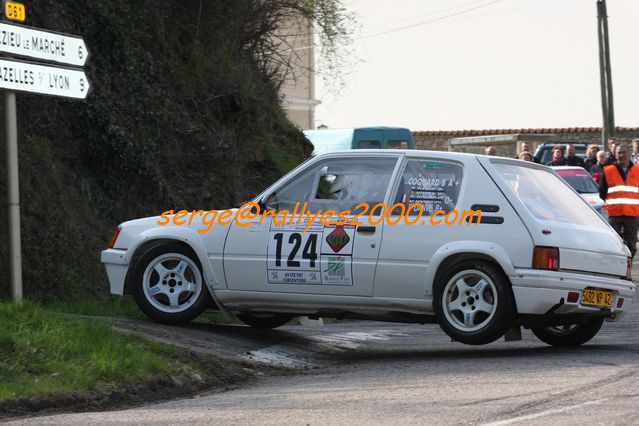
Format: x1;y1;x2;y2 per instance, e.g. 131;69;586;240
1;342;288;420
0;0;311;301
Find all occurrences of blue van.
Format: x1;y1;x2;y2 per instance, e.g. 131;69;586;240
303;127;415;156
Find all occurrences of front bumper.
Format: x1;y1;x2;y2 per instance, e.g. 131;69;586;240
101;249;128;295
510;269;635;320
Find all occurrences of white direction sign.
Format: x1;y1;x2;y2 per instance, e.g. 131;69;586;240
0;58;90;99
0;22;88;67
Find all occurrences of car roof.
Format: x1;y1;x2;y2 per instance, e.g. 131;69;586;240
551;166;589;171
314;150;559;170
314;149;479;160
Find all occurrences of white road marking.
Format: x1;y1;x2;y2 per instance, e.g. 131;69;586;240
482;398;610;426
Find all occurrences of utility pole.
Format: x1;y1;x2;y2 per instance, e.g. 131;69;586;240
601;0;615;138
596;0;615;152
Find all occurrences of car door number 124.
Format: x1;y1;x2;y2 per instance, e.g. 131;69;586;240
267;224;355;286
272;232;318;268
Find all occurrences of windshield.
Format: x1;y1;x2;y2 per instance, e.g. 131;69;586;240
556;169;599;193
537;145;586;164
493;163;608;230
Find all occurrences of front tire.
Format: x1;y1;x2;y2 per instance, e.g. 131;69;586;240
237;313;294;329
131;243;211;324
433;260;515;345
531;317;604;347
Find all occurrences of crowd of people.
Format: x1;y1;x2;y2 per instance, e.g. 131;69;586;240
483;138;639;259
484;138;639;184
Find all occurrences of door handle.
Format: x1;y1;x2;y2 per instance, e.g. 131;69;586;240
357;226;376;233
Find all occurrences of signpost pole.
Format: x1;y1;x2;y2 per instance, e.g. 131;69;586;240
2;0;23;301
5;91;22;301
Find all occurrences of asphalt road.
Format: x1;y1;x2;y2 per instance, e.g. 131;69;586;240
10;275;639;425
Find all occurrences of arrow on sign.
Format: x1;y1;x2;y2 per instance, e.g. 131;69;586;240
0;58;90;99
0;22;89;67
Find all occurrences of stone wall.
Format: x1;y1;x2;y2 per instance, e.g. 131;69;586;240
412;127;639;157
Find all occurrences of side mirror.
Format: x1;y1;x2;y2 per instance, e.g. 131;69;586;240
254;192;277;213
264;192;277;210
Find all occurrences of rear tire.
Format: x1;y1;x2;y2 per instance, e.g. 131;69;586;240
433;260;515;345
237;313;294;329
531;317;604;347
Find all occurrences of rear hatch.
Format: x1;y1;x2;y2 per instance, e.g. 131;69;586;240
478;157;629;277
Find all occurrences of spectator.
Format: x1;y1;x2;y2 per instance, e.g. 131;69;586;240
590;151;608;184
631;139;639;164
520;142;540;163
546;145;567;166
599;143;639;258
485;146;497;156
518;151;534;162
607;138;618;165
564;144;585;167
584;144;600;172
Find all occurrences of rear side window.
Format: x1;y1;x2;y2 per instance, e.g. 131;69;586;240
358;140;381;149
493;163;607;229
394;159;464;215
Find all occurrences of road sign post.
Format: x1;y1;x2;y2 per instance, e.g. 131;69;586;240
5;90;21;300
0;3;90;301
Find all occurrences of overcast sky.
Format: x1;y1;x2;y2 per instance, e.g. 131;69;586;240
314;0;639;131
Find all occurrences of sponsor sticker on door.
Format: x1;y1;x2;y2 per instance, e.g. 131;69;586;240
267;222;355;286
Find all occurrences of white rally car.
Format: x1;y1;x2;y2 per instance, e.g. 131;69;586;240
101;150;635;346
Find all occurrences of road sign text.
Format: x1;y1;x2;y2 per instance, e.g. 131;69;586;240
0;58;89;98
0;22;88;66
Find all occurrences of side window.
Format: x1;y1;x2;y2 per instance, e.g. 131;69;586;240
269;157;398;212
388;140;410;149
393;159;464;216
358;140;381;149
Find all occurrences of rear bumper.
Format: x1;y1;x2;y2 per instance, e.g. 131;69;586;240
101;249;128;295
509;269;635;320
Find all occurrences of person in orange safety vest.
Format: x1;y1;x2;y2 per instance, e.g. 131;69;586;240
599;143;639;258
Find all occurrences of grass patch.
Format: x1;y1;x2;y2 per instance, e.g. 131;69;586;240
46;296;240;325
46;296;145;319
0;301;201;401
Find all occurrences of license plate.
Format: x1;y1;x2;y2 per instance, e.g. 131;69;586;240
581;289;613;308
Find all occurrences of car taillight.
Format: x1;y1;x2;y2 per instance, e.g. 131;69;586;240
532;246;559;271
626;257;632;280
107;227;121;249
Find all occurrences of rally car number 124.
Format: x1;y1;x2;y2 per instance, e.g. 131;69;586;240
101;150;635;346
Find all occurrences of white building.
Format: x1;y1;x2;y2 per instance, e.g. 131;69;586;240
276;16;321;130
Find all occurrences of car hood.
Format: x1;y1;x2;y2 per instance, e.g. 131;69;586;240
113;210;238;250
